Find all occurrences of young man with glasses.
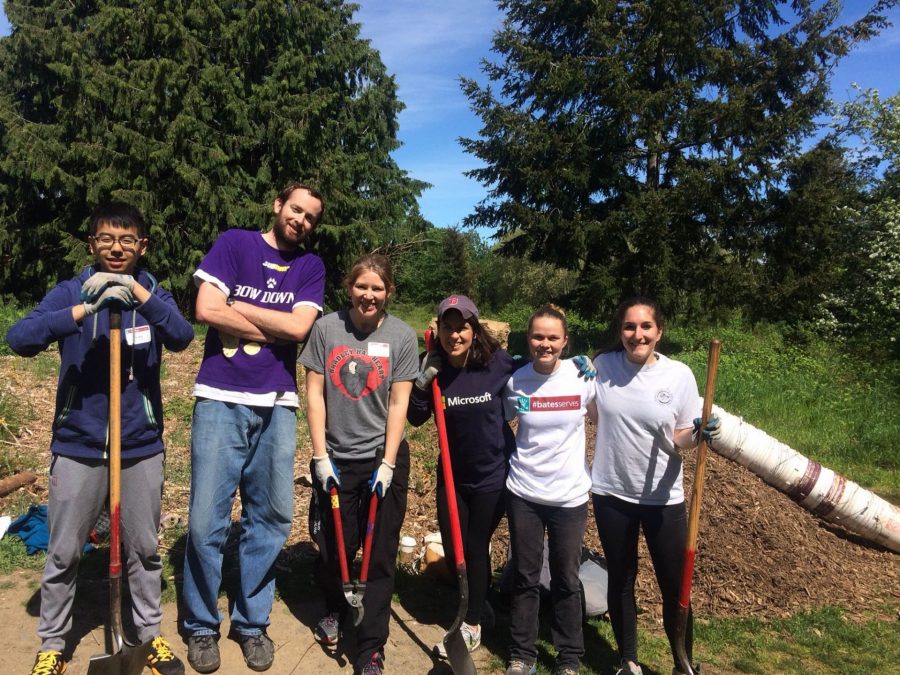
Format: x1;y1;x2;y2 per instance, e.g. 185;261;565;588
7;202;194;675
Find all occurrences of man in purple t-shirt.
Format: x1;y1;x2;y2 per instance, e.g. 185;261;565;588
183;183;326;673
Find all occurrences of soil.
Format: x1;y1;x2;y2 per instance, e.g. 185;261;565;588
1;342;897;673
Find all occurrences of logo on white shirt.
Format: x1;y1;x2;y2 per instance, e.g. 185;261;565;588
517;395;581;412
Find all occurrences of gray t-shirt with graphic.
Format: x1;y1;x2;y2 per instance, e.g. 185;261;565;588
300;310;418;459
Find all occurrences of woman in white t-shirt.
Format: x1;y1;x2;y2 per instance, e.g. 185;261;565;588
503;305;597;675
591;297;704;675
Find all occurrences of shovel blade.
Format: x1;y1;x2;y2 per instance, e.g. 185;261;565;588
442;629;476;675
87;640;153;675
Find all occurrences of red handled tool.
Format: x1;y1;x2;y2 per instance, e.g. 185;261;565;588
425;329;476;675
674;339;722;675
88;307;153;675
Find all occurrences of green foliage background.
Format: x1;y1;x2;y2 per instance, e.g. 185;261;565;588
0;0;427;311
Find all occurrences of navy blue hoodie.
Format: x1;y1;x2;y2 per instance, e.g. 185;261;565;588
6;266;194;460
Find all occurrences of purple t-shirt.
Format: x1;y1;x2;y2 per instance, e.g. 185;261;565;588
194;229;325;394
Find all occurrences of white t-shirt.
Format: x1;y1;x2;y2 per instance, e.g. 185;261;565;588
591;351;701;506
504;360;597;507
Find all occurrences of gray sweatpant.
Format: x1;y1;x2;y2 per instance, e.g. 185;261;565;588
38;453;164;651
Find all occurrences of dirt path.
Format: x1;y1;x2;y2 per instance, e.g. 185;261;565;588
1;567;501;674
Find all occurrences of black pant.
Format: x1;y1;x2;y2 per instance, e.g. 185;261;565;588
312;442;409;671
436;480;505;626
507;493;588;669
592;494;691;669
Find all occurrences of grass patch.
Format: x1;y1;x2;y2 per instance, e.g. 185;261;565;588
0;536;46;574
693;607;900;674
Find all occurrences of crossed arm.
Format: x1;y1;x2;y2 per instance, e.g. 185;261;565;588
195;281;319;343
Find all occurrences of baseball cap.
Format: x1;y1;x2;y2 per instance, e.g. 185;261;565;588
436;295;479;321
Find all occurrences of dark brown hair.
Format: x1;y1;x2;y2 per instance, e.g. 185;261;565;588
343;253;396;296
437;311;502;369
276;182;325;224
604;296;665;353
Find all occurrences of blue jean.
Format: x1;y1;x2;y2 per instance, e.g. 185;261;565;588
182;399;296;636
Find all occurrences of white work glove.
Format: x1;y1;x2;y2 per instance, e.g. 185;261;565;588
82;286;138;316
369;459;395;497
313;455;341;490
414;352;442;391
81;272;136;302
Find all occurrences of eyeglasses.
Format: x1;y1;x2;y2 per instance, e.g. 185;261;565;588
90;234;144;251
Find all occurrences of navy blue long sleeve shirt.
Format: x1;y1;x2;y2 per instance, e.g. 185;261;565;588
408;349;519;492
6;266;194;460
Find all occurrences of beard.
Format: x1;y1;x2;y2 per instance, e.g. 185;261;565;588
272;215;307;249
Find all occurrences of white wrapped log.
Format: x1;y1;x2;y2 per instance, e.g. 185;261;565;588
711;405;900;554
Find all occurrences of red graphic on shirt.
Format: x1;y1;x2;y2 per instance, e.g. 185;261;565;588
326;346;390;400
530;395;581;411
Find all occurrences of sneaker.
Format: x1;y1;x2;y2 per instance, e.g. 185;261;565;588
506;660;537;675
147;636;185;675
673;667;700;675
30;651;67;675
315;612;340;646
616;661;643;675
236;632;275;672
433;622;481;658
555;667;580;675
360;651;384;675
187;634;220;674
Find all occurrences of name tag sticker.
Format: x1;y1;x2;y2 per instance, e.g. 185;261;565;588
125;325;151;346
368;342;390;358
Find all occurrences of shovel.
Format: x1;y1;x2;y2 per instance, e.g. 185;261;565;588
425;330;476;675
88;307;153;675
329;482;380;627
673;339;721;675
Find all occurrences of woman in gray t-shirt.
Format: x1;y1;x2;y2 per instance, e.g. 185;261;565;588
300;253;418;675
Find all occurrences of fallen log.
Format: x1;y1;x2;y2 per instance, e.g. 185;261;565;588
711;405;900;554
0;470;37;497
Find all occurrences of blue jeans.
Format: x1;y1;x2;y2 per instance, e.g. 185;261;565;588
182;399;296;636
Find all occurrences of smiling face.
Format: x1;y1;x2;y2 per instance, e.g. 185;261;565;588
620;304;662;365
89;222;147;275
438;309;475;368
271;188;323;249
348;269;389;328
528;315;568;374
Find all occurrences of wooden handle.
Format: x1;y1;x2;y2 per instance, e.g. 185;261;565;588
674;338;721;675
108;307;122;579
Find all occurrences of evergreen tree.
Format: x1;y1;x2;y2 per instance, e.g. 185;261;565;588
461;0;895;319
758;141;864;323
0;0;426;309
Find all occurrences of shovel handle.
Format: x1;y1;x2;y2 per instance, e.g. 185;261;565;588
109;308;122;579
424;330;466;567
675;338;721;675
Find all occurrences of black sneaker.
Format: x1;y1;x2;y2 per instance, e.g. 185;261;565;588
187;634;220;674
147;636;185;675
360;651;384;675
237;632;275;672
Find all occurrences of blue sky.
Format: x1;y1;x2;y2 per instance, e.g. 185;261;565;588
2;1;898;230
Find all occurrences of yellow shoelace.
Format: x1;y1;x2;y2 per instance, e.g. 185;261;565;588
149;636;176;662
31;651;65;675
